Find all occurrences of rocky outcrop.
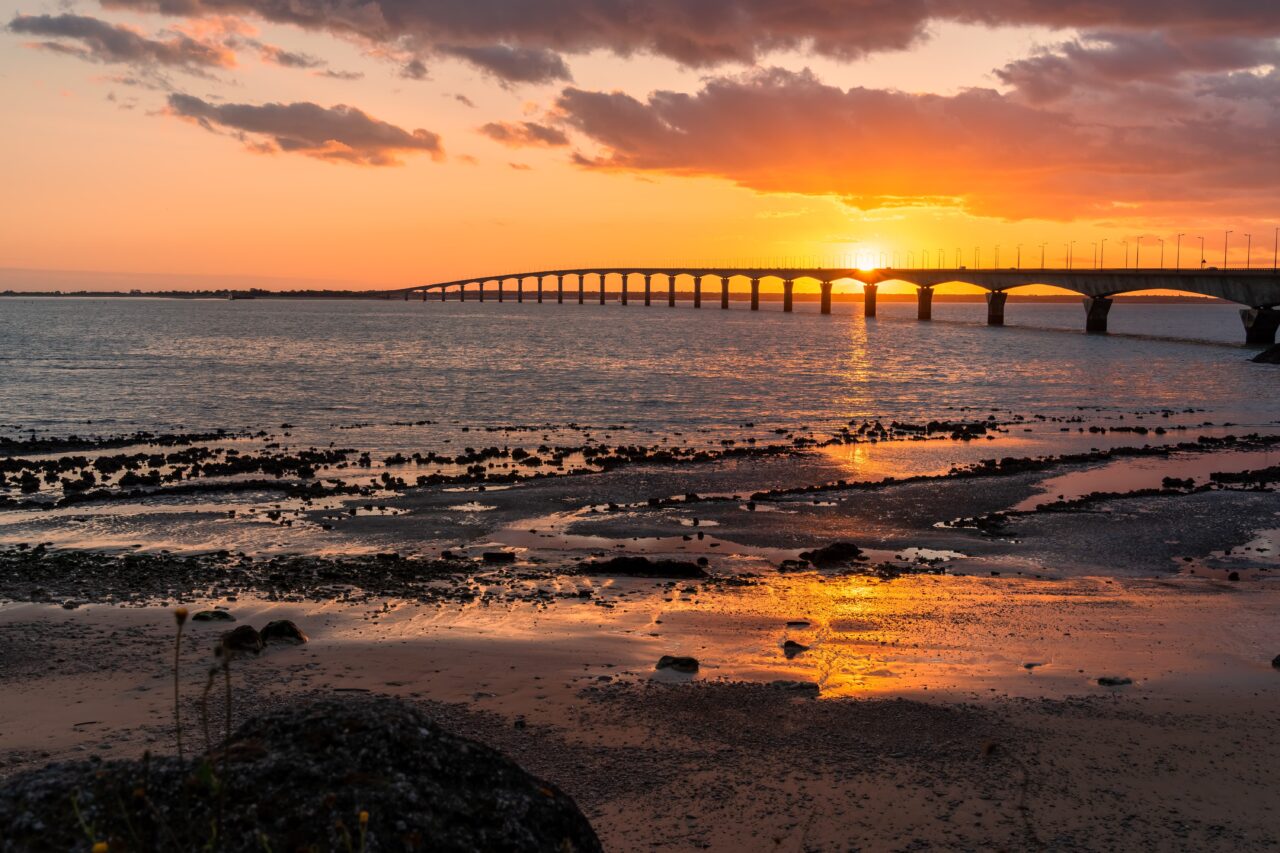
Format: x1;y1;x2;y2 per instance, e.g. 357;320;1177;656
0;696;601;853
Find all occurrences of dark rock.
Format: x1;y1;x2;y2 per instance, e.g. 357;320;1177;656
584;556;707;579
1272;654;1280;669
192;609;235;622
656;655;699;673
798;541;867;567
786;620;811;628
260;619;308;645
220;624;262;655
768;680;820;694
482;551;517;563
0;697;602;853
1251;344;1280;364
1097;676;1133;686
1228;571;1241;582
782;640;809;659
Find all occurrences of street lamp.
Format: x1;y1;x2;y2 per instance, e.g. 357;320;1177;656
1101;238;1107;268
995;245;1001;268
1223;230;1232;269
1158;237;1165;269
975;246;981;268
1274;227;1279;271
1016;244;1022;269
1122;240;1129;269
1176;234;1184;270
1134;236;1141;269
1069;241;1076;270
1198;236;1205;269
1091;242;1098;269
1039;243;1047;270
1244;234;1251;270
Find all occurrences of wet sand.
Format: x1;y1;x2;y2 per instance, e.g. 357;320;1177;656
3;572;1278;850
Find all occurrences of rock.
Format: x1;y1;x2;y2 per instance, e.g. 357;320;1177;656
1272;654;1280;669
1251;344;1280;364
768;680;820;694
798;541;867;567
220;624;262;655
260;619;308;645
482;551;517;564
584;556;707;579
656;655;699;673
0;697;602;852
782;640;809;659
1228;571;1241;581
786;620;811;628
1097;676;1133;686
192;609;235;622
1023;662;1045;670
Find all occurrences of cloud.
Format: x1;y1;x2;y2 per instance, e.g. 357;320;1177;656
254;41;323;68
317;67;363;80
453;93;476;108
555;67;1280;221
400;58;428;79
93;0;1280;68
166;93;444;165
437;44;570;84
7;13;233;71
478;120;568;147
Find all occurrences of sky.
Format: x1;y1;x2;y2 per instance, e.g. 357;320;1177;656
2;0;1279;291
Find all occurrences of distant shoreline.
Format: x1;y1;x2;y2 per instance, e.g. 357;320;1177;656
0;290;1230;304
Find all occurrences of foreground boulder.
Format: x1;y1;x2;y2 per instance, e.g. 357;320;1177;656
0;697;602;853
1251;344;1280;364
582;556;707;579
798;542;867;568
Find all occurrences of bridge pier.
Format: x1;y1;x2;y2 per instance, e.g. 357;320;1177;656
644;274;651;306
439;288;445;301
721;276;730;309
479;281;485;302
1241;307;1280;345
820;281;832;315
537;276;543;303
517;277;524;303
783;279;794;313
599;273;607;305
864;284;878;318
669;274;677;307
694;276;702;308
1084;296;1112;333
750;278;760;311
578;274;584;304
557;275;563;304
917;286;933;320
621;273;629;306
986;291;1008;326
498;279;505;302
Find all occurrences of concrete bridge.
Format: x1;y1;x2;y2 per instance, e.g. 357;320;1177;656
392;267;1280;345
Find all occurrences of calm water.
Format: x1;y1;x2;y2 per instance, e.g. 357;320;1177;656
1;297;1275;447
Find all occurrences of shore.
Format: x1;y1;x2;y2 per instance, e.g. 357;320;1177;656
3;569;1278;850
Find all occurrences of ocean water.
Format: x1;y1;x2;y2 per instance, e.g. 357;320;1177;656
1;297;1274;445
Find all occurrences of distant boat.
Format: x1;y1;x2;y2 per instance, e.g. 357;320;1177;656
226;291;256;300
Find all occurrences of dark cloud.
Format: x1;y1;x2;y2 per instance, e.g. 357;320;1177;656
93;0;1280;67
555;67;1280;221
255;41;324;68
437;44;570;84
400;58;428;79
453;93;475;107
167;93;444;165
997;31;1280;102
478;120;568;147
7;13;232;71
317;68;363;80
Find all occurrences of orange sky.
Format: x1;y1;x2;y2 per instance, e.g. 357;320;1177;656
2;4;1277;291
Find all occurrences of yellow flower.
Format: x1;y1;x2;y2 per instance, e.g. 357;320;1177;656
358;810;369;826
174;607;189;625
92;843;109;853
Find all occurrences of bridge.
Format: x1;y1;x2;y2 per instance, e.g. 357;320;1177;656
391;267;1280;345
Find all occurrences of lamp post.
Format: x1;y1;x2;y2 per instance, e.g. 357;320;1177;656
1091;242;1098;269
1158;237;1164;269
1039;243;1047;269
1274;227;1278;271
1223;231;1232;269
975;246;981;268
1100;238;1107;268
1198;236;1205;269
1244;234;1251;270
1135;236;1141;269
995;245;1000;268
1122;240;1129;269
1176;233;1184;270
1016;244;1022;269
1069;241;1076;270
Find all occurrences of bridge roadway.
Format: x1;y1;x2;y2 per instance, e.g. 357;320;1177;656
390;268;1280;345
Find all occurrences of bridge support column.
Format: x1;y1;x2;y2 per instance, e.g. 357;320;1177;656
721;276;730;309
644;274;651;306
1084;296;1112;333
403;292;409;301
498;279;504;302
694;276;702;308
917;286;933;321
537;276;543;303
669;274;677;307
986;291;1008;326
621;274;628;306
578;274;584;304
479;281;485;302
517;277;524;303
1241;307;1280;345
599;273;607;305
440;288;445;301
863;284;878;318
783;279;794;313
820;281;833;315
750;278;760;311
557;275;563;304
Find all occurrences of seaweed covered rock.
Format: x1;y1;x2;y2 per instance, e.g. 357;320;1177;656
798;542;867;568
582;556;707;579
0;696;601;852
